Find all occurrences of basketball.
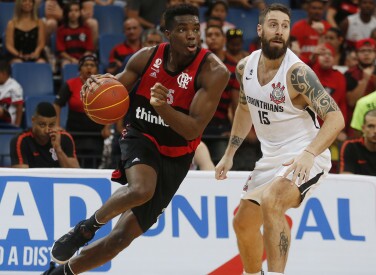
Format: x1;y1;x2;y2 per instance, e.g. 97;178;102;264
83;78;129;125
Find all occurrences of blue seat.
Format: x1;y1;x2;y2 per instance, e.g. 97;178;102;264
98;33;125;69
0;129;20;167
291;9;307;25
94;5;125;35
12;63;54;98
198;6;208;21
265;0;291;7
226;8;260;50
62;64;79;82
1;32;6;55
0;2;14;39
23;95;68;129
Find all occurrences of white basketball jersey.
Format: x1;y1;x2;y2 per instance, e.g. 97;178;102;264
243;49;326;158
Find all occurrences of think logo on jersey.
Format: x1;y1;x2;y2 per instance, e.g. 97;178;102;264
177;72;192;89
270;82;285;105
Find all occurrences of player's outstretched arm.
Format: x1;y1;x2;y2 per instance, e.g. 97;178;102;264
151;53;230;140
215;57;253;180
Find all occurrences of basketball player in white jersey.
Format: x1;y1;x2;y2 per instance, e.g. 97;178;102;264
215;3;344;275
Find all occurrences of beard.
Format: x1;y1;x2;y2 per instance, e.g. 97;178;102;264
261;35;288;60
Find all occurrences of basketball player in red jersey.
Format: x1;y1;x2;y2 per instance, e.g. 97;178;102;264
43;4;229;275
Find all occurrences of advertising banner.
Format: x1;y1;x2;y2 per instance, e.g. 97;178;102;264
0;168;375;275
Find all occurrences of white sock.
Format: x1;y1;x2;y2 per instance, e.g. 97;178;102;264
243;271;264;275
268;272;283;275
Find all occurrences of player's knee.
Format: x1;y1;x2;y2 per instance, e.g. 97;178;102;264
261;180;289;213
128;184;155;205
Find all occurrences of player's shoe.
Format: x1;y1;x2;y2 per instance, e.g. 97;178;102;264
51;220;95;264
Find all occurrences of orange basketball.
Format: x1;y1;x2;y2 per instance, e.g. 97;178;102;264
83;78;129;125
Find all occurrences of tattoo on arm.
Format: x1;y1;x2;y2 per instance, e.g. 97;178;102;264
230;135;244;148
236;58;247;106
278;228;289;257
290;65;339;119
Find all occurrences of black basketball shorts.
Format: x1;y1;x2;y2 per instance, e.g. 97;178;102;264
118;127;194;232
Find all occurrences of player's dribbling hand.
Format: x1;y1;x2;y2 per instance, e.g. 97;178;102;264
80;74;117;101
282;151;315;186
215;156;233;180
150;82;168;106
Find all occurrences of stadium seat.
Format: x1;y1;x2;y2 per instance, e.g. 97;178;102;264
98;33;125;69
1;32;6;55
23;95;68;129
265;0;291;7
0;2;14;39
94;5;125;35
0;129;20;167
291;9;307;25
62;64;79;82
226;8;260;50
12;63;54;98
198;6;208;21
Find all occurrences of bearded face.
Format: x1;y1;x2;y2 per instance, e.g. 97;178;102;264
260;32;289;60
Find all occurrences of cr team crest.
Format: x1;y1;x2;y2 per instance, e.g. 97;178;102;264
270;82;285;105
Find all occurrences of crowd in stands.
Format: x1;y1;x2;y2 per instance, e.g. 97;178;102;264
0;0;375;176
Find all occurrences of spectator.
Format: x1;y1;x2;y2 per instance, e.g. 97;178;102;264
344;38;376;135
326;0;359;28
227;0;266;10
44;0;98;49
141;28;164;47
204;25;239;136
291;0;331;64
5;0;47;63
10;101;80;168
351;91;376;136
340;109;376;176
56;1;94;69
312;43;348;172
323;27;347;68
106;18;142;75
200;0;235;49
225;28;249;63
44;0;63;44
56;2;94;67
0;59;23;128
126;0;167;30
54;54;110;168
345;48;359;69
191;141;215;170
340;0;376;50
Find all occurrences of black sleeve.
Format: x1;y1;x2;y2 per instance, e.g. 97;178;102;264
344;71;357;91
60;132;75;157
55;82;71;107
341;142;357;173
10;135;29;166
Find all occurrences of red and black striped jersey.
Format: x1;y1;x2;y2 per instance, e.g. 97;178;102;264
129;43;210;157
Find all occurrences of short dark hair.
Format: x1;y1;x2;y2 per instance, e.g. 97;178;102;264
364;109;376;124
164;3;199;31
0;59;11;75
205;24;224;35
35;102;56;118
259;3;291;25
